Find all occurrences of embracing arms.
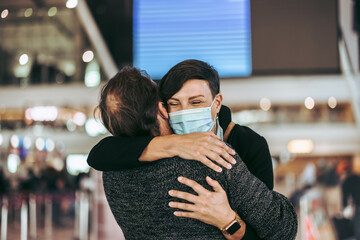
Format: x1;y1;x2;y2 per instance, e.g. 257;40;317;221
140;132;236;172
87;105;236;172
87;132;236;172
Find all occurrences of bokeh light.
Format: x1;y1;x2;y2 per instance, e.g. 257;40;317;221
287;139;314;154
35;137;45;151
260;98;271;111
82;50;94;63
46;138;55;152
7;154;20;173
1;9;9;19
66;0;78;9
10;135;20;148
73;112;87;126
19;54;29;65
66;154;90;175
328;97;337;109
304;97;315;110
85;118;107;137
48;7;57;17
24;8;33;17
28;106;58;121
23;136;32;149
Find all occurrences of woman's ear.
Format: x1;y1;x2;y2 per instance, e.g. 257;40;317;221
214;93;223;114
158;102;169;119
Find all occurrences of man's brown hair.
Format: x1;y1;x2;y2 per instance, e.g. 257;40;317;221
97;66;160;137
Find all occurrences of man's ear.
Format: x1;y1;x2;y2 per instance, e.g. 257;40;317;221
158;102;169;119
214;93;223;114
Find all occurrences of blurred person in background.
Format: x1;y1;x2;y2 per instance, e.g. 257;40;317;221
0;168;10;194
18;169;41;194
96;66;297;239
289;163;317;209
339;160;360;240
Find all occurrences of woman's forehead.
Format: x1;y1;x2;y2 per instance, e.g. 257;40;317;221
171;79;212;99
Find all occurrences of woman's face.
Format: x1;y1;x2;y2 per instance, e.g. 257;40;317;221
166;79;222;120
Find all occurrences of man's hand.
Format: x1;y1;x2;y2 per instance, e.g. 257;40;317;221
168;176;246;239
139;132;236;172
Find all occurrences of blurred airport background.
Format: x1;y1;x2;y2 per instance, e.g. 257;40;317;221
0;0;359;239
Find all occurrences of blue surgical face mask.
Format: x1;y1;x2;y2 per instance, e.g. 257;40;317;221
169;99;216;135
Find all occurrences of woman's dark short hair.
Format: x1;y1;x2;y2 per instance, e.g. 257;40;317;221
159;59;220;104
97;66;160;137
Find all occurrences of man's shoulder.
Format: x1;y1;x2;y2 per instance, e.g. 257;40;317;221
102;156;214;178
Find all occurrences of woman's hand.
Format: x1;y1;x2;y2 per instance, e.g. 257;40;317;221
140;132;236;172
172;132;236;172
168;176;237;229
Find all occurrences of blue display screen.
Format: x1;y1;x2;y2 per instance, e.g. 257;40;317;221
133;0;252;80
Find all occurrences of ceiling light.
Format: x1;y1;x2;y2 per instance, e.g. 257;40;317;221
29;106;58;121
287;139;314;154
46;139;55;152
1;9;9;19
260;98;271;111
10;135;20;148
19;54;29;65
35;137;45;151
23;136;32;149
24;8;33;17
48;7;57;17
66;0;78;9
82;50;94;63
328;97;337;109
73;112;87;126
304;97;315;110
7;154;20;173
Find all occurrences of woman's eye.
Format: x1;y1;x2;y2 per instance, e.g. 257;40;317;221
192;101;201;105
168;102;178;106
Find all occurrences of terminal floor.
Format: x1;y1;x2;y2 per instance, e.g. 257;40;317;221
7;222;76;240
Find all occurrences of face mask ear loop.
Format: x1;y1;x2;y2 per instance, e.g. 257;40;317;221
210;93;222;111
215;113;219;134
210;97;216;109
210;95;220;121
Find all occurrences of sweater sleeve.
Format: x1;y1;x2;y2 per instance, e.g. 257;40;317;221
223;150;298;240
242;224;261;240
87;136;154;171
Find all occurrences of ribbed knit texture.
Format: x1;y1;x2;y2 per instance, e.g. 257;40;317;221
103;149;297;240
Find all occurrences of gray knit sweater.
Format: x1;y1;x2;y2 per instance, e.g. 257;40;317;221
103;151;297;240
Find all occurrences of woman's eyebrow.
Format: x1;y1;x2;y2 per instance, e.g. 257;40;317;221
189;95;205;100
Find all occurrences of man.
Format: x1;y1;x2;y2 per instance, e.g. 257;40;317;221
98;66;297;239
